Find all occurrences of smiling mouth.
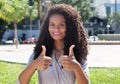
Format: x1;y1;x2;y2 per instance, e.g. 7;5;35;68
53;32;61;36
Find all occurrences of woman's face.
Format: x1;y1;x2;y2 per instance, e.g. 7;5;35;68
48;14;66;41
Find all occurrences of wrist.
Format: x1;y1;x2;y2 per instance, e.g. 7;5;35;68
73;62;81;73
30;60;37;71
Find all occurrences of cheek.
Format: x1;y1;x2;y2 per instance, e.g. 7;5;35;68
62;30;67;37
48;29;53;37
64;31;66;36
63;29;67;34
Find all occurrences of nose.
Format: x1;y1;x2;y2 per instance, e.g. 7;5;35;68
54;26;60;30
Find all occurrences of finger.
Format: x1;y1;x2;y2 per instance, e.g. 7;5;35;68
61;60;69;65
60;55;67;60
41;45;46;56
44;57;52;64
43;60;52;68
69;45;75;57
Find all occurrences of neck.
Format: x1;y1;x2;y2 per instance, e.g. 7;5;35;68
54;40;64;52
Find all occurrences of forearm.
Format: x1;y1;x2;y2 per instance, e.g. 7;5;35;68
19;61;36;84
74;64;89;84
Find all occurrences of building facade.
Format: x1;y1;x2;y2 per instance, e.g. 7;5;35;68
85;0;120;36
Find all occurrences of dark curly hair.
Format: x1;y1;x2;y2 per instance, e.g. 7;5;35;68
34;4;88;64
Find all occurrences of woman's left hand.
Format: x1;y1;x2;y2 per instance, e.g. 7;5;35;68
60;45;80;71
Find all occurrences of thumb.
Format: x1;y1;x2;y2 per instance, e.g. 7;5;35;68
41;45;46;56
69;45;75;57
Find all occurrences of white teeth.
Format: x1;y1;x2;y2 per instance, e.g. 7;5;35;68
54;33;60;35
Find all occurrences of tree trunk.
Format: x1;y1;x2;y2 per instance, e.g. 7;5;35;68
14;22;18;48
0;28;6;44
37;0;42;30
30;18;32;43
38;0;42;22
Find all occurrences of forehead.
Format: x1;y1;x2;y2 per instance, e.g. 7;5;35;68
49;14;66;22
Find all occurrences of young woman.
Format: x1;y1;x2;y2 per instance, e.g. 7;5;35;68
18;4;89;84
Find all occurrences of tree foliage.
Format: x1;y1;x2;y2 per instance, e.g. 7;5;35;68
108;13;120;33
108;13;120;26
0;0;38;23
0;0;27;23
0;0;38;47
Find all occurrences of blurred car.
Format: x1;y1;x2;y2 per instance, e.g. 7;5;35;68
23;37;38;44
1;39;14;44
1;39;6;44
2;38;23;44
5;40;14;44
89;36;99;41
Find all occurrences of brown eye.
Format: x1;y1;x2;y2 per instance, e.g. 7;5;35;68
59;23;66;29
60;23;65;26
49;23;54;26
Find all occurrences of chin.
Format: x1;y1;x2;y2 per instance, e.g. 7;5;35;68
52;37;63;41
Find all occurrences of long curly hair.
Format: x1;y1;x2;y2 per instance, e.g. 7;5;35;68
34;4;88;64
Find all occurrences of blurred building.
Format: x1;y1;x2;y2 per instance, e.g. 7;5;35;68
85;0;120;36
89;0;120;18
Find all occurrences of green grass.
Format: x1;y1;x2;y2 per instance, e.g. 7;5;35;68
0;61;120;84
0;61;38;84
89;67;120;84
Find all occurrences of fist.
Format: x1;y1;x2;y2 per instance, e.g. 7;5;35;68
34;45;52;70
61;45;79;71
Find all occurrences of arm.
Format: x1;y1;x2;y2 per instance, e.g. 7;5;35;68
73;62;89;84
18;45;52;84
18;61;36;84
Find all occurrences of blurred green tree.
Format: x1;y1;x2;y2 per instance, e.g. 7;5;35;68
0;0;38;47
108;13;120;33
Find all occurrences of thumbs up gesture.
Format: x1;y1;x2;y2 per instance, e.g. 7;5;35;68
34;45;52;70
61;45;79;71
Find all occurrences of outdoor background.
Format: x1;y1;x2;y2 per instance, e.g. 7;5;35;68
0;0;120;84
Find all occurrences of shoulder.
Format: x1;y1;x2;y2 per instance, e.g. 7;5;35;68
27;52;35;65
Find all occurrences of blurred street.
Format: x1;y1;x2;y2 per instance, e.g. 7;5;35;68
88;44;120;67
0;44;120;67
0;44;35;64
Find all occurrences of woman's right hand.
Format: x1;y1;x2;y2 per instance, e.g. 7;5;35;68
18;45;52;84
33;45;52;70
